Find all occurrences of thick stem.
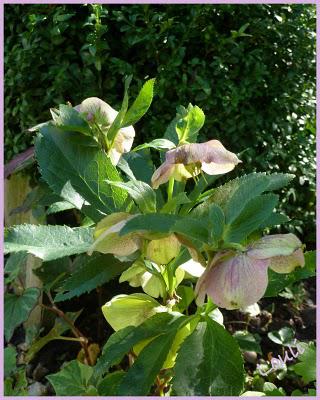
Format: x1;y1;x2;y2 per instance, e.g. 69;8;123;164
167;177;174;201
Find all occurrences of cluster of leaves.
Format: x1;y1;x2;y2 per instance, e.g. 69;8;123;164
4;75;316;396
4;4;316;247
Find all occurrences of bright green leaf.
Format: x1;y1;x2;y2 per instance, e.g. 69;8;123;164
4;224;93;261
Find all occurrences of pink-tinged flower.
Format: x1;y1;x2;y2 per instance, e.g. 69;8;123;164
75;97;135;165
151;140;241;189
196;234;305;310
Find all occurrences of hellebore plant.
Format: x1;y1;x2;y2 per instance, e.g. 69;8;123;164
4;76;307;396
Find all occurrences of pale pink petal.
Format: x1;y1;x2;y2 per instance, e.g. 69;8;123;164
151;162;176;189
247;233;303;259
201;161;237;175
269;248;305;274
205;254;269;310
75;97;117;124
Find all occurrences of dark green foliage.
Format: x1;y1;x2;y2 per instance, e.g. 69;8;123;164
4;4;315;246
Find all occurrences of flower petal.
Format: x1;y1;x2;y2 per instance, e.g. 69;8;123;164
179;259;205;278
151;161;176;189
202;253;269;310
88;213;141;256
247;233;303;259
146;234;181;265
75;97;117;125
269;248;305;273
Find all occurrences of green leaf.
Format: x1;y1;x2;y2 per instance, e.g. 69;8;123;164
98;371;126;395
123;150;155;184
224;175;271;224
35;124;127;221
51;104;91;135
292;342;317;384
120;213;209;243
107;75;132;147
133;138;176;152
208;204;225;241
4;224;93;261
174;285;195;313
47;360;96;396
4;288;40;341
267;327;295;346
94;312;186;376
224;194;279;243
4;347;17;378
194;173;294;218
106;179;156;213
122;78;155;127
55;254;128;302
176;104;205;144
4;252;28;285
161;192;190;214
117;328;179;395
46;200;75;215
4;368;28;396
34;257;71;291
259;212;290;229
233;331;262;354
172;317;244;396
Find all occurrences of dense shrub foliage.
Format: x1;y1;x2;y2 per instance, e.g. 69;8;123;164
4;4;315;246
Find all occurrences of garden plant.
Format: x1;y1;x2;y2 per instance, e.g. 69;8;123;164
4;77;316;396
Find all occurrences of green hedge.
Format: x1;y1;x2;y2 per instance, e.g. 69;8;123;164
4;4;315;247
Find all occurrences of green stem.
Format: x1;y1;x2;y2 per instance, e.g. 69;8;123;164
167;177;174;201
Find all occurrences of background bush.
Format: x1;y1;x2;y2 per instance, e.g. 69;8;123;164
4;4;316;247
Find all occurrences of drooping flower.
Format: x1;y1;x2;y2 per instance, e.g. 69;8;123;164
75;97;135;165
88;212;141;257
151;140;241;189
195;234;305;310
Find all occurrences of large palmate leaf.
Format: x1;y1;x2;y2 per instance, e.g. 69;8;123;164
94;312;187;377
172;317;244;396
47;360;97;396
122;78;155;127
224;194;279;243
51;104;91;135
55;254;129;302
4;288;40;341
4;224;93;261
194;172;294;218
35;124;127;221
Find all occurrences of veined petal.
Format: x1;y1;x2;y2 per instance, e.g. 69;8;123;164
151;162;176;189
88;213;141;256
146;234;181;265
203;253;269;310
269;248;305;274
247;233;303;259
75;97;117;125
195;252;230;306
